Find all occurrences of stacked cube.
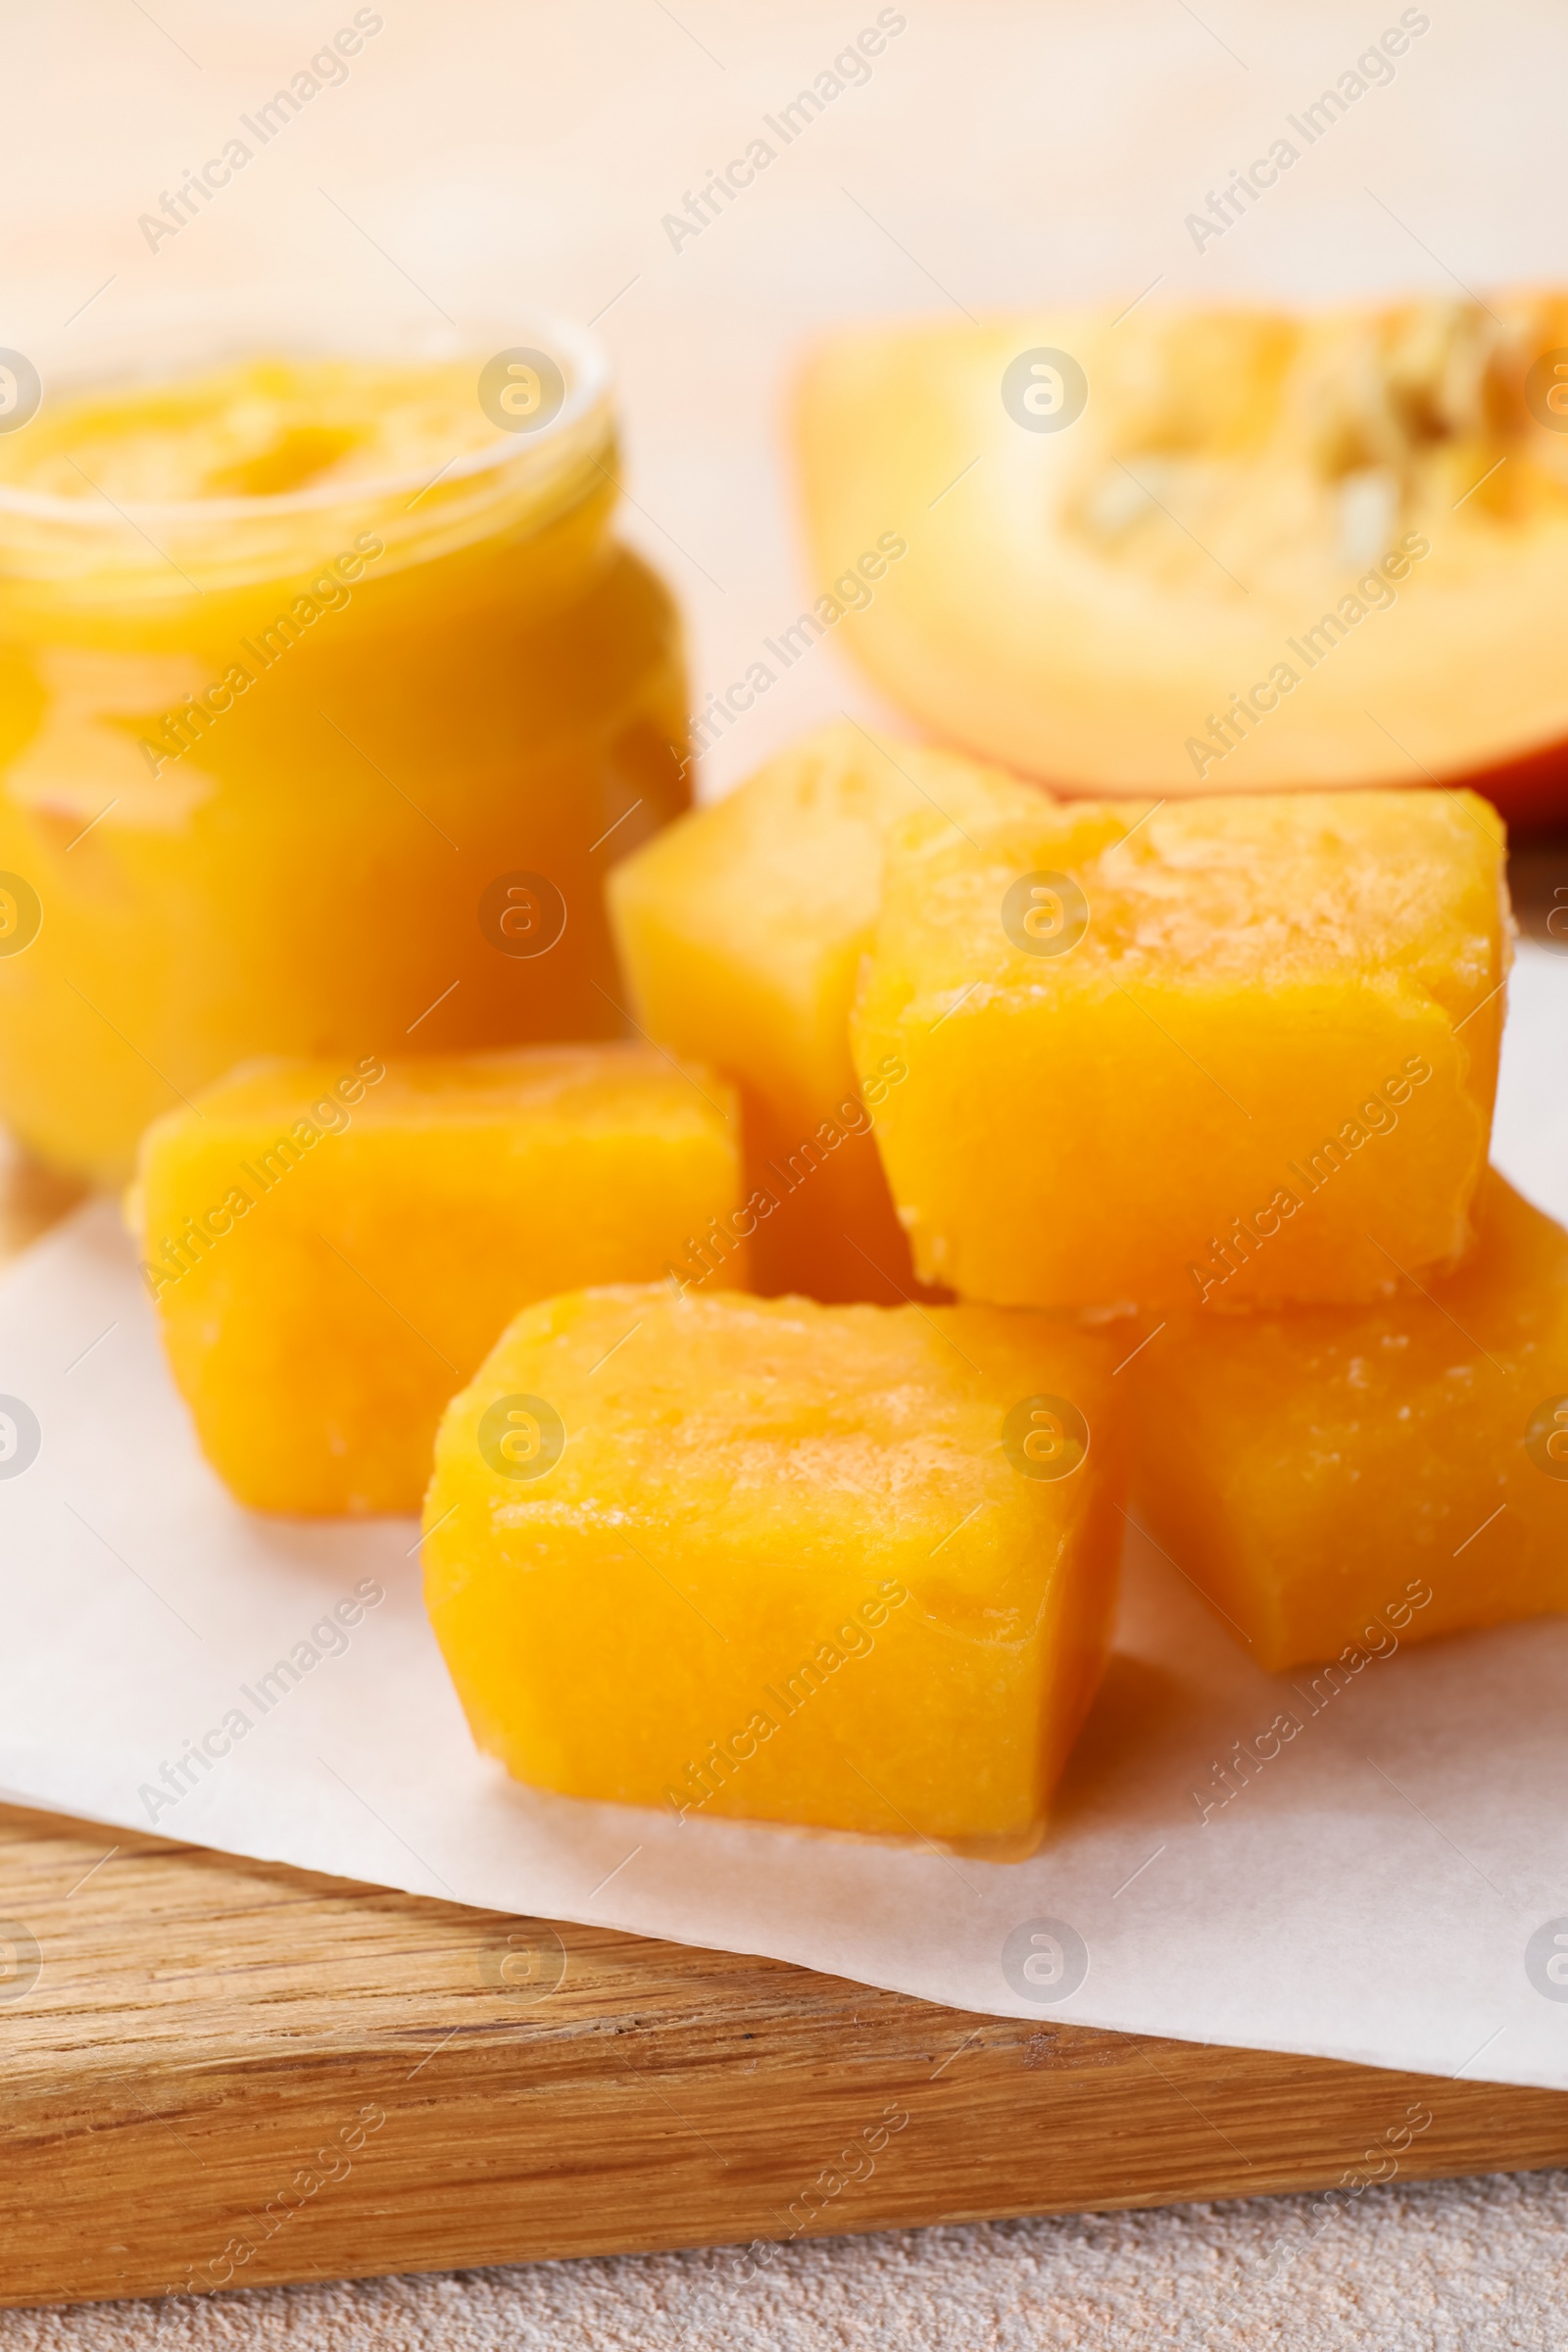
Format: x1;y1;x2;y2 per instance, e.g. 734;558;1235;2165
138;722;1565;1853
603;727;1565;1686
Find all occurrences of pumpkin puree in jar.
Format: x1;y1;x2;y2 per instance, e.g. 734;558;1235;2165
0;341;688;1183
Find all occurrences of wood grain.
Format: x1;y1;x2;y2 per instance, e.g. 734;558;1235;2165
1;1798;1567;2308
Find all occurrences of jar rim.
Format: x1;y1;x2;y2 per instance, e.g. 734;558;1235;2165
0;311;614;530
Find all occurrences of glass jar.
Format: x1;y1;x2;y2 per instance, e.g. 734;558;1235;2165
0;306;689;1184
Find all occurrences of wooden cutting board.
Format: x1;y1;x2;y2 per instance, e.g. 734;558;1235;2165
3;1795;1568;2310
5;851;1568;2312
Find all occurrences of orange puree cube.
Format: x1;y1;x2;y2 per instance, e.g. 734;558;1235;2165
852;785;1509;1312
136;1047;741;1516
422;1288;1124;1850
607;721;1039;1301
1131;1172;1568;1671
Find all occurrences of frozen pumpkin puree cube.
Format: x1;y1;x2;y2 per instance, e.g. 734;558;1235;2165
136;1047;742;1516
607;720;1042;1302
852;784;1509;1313
1131;1172;1568;1672
422;1287;1125;1849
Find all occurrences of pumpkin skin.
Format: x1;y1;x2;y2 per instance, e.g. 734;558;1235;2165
798;297;1568;823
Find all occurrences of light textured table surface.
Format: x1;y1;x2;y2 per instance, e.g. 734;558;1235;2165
2;2171;1565;2348
5;2;1565;2337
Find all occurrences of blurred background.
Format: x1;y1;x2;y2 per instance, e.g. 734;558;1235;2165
10;0;1568;800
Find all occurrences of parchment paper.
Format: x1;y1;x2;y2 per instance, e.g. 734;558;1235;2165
0;944;1563;2091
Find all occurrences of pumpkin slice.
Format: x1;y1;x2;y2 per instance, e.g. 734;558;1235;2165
798;295;1568;819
